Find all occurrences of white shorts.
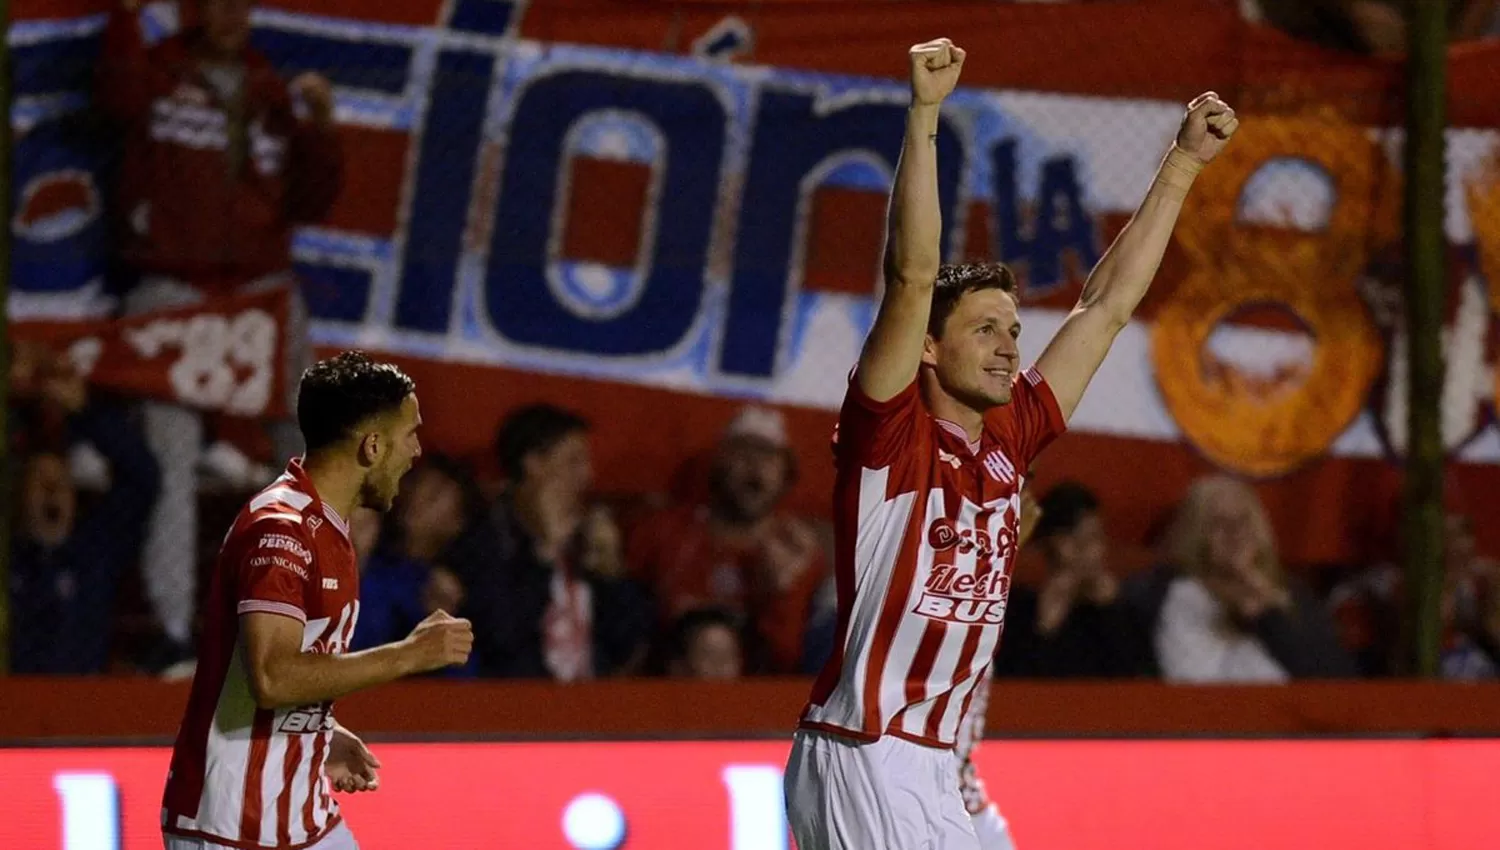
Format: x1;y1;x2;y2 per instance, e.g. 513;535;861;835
784;729;979;850
163;821;359;850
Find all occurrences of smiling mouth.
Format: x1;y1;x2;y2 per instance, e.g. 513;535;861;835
984;368;1012;380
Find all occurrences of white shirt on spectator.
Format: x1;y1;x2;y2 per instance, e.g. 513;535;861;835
1156;577;1290;683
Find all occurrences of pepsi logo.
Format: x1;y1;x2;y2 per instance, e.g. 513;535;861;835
14;169;99;243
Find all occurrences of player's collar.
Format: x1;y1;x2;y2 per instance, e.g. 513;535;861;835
934;418;982;456
284;458;351;541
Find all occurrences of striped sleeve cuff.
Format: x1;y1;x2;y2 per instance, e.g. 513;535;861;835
238;600;307;623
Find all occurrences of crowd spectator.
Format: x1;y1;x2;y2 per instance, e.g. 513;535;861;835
9;357;159;674
1329;503;1500;678
1135;476;1356;683
94;0;343;673
993;482;1157;679
628;406;828;674
455;405;650;680
351;455;480;677
667;607;745;680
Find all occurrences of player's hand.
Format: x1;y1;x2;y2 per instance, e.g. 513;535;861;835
909;38;965;106
1175;92;1238;165
326;725;381;793
402;609;473;673
290;72;335;127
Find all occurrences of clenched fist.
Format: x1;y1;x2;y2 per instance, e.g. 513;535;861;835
1175;92;1238;165
402;609;474;673
908;38;966;106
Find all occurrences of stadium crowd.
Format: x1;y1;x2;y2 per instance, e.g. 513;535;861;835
12;357;1500;684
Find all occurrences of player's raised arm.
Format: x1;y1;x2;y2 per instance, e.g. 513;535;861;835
857;38;965;403
1035;92;1239;420
242;609;471;710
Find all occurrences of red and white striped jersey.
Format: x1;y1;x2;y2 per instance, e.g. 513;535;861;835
164;460;361;850
800;367;1065;748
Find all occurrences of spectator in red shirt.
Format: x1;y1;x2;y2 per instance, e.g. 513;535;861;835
94;0;343;673
628;405;828;674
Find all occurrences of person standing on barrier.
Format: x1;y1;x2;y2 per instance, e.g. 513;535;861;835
96;0;344;676
783;35;1238;849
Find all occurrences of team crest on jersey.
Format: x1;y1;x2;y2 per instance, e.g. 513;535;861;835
982;449;1016;484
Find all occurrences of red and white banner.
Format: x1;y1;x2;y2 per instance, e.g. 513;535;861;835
12;287;293;419
2;739;1496;850
11;0;1500;563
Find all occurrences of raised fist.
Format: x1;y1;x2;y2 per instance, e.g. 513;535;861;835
1175;91;1239;165
403;609;473;673
908;38;966;106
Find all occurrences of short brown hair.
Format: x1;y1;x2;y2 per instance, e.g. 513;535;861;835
928;262;1019;337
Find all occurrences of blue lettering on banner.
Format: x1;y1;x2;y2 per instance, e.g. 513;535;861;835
723;88;963;378
990;139;1098;294
394;48;493;333
8;14;1105;407
486;68;726;356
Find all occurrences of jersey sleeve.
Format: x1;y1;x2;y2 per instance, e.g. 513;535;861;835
234;518;315;624
833;367;924;470
992;366;1067;466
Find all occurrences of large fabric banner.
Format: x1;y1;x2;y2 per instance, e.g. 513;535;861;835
10;0;1500;561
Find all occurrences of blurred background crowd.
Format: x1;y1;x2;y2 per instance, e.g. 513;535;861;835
7;0;1500;688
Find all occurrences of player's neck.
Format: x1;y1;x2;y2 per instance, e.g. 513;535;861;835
300;452;362;521
920;375;984;442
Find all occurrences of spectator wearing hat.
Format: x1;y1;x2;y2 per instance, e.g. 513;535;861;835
992;481;1158;679
627;405;828;674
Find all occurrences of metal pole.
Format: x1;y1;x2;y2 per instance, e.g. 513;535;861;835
0;0;13;675
1401;0;1448;678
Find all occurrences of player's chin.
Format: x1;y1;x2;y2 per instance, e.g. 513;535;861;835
978;381;1013;408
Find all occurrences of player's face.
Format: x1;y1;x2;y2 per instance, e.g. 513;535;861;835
924;288;1021;411
367;394;423;512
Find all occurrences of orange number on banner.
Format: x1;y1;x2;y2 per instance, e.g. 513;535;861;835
1151;112;1390;477
126;308;279;416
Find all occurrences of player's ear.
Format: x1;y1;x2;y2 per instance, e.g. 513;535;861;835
357;431;381;467
921;333;939;368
